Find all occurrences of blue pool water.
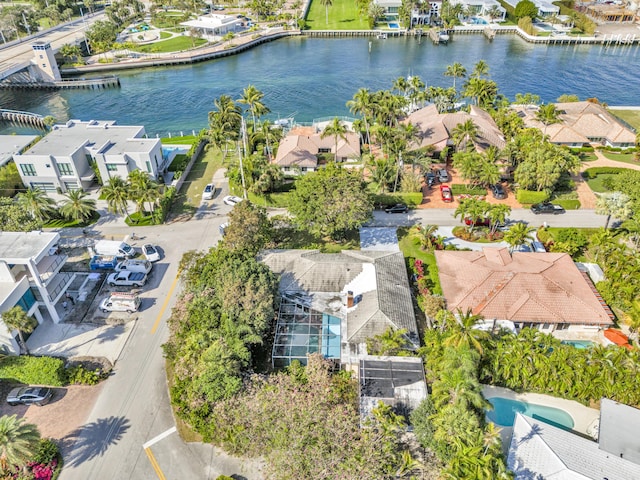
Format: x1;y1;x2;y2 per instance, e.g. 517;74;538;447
486;397;575;429
561;340;596;349
470;17;488;25
388;22;399;29
161;145;188;157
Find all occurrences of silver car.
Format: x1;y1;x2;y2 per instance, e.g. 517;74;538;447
7;386;53;406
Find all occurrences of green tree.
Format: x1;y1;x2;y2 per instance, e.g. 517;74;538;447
454;198;490;232
462;77;498;108
514;0;537;19
209;94;242;142
101;176;131;221
535;103;561;136
557;94;580;103
0;198;41;232
0;415;40;472
596;192;633;229
503;222;534;252
451;119;479;151
347;88;373;145
59;189;97;223
444;62;466;90
366;327;412;356
514;92;541;105
470;60;489;79
487;204;511;235
16;188;56;222
238;84;270;127
0;163;23;197
1;306;34;355
320;0;332;24
59;43;83;64
444;309;488;354
321;117;348;163
222;201;271;254
289;163;373;239
128;170;160;214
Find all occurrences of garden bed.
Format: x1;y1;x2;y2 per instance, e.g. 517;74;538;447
452;226;504;243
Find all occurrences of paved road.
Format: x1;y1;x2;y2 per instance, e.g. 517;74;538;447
56;201;608;479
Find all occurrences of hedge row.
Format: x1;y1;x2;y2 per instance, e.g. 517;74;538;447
516;190;549;204
581;167;628;179
373;192;423;207
450;184;487;196
0;356;66;386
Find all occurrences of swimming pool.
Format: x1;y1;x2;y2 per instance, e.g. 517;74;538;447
469;17;488;25
162;145;189;159
561;340;596;349
388;22;399;29
486;397;575;430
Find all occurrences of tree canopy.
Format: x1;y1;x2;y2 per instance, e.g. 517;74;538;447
514;0;537;19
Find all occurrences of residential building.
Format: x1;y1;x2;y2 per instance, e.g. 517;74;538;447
435;248;615;334
412;0;443;26
450;0;506;21
0;134;38;167
585;3;637;23
404;104;506;153
181;14;244;40
0;231;72;354
273;126;360;174
508;399;640;479
13;120;164;192
513;101;637;149
501;0;559;17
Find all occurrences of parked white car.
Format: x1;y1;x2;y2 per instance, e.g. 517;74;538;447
202;183;215;200
100;293;141;313
114;259;152;274
142;244;160;262
223;195;243;206
107;271;147;287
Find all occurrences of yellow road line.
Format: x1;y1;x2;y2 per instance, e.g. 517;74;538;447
144;447;167;480
151;272;180;334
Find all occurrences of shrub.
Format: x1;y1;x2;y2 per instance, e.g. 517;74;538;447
33;439;59;464
0;356;66;386
168;153;189;173
517;189;549;204
373;192;423;207
450;184;487;195
582;167;627;179
65;365;108;385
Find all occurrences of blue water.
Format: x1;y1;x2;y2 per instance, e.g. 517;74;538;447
1;36;639;136
161;145;188;156
388;22;400;29
486;396;575;429
561;340;596;349
470;17;488;25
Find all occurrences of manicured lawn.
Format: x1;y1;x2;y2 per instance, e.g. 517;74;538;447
248;191;293;208
585;174;618;193
44;211;100;228
610;109;640;130
125;211;155;226
578;152;598;162
306;0;369;30
131;36;207;53
554;199;581;210
272;225;360;252
161;135;197;145
397;227;442;294
600;150;638;165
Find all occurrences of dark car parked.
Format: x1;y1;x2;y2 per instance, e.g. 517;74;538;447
531;202;565;215
425;171;436;188
385;203;409;214
437;168;449;183
6;387;53;406
491;183;506;199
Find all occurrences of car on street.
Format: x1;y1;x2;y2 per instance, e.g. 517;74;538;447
437;168;448;183
142;244;160;262
385;203;409;214
531;202;565;215
202;183;215;200
491;183;506;199
425;171;436;188
440;184;453;203
7;386;53;406
223;195;243;206
107;271;147;287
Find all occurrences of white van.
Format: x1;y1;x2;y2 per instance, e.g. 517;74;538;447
100;293;141;313
114;259;152;274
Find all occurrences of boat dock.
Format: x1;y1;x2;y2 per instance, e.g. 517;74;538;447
0;75;121;90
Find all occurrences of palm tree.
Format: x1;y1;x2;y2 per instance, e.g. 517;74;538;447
368;158;395;193
444;308;488;354
321;117;348;162
414;224;438;250
128;170;160;214
237;84;269;127
444;62;467;90
535;103;561;136
209;94;242;141
1;306;34;355
471;60;489;79
101;176;130;221
503;222;534;252
486;5;502;22
16;188;56;223
595;191;632;229
0;415;40;472
59;189;97;223
347;88;373;145
486;204;511;235
320;0;332;24
452;119;479;151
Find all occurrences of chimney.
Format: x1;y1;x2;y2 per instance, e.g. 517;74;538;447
347;291;354;308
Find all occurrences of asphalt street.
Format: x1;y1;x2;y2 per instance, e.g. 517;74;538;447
56;197;608;479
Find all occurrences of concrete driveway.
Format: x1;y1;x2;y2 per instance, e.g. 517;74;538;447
359;227;400;251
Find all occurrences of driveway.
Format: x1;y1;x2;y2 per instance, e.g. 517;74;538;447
359;227;400;251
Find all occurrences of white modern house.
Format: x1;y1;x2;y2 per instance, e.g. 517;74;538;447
451;0;507;20
0;134;38;167
501;0;559;17
0;232;71;354
412;0;443;26
13;120;165;192
181;14;244;40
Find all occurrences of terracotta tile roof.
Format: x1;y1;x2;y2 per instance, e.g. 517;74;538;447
273;131;361;168
435;248;613;325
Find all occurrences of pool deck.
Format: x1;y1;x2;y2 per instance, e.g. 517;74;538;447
483;385;600;450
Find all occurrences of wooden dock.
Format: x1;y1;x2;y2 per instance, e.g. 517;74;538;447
0;109;47;129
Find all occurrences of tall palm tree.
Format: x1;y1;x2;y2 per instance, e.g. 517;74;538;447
0;415;40;472
414;224;438;250
1;306;34;355
59;189;97;223
486;204;511;235
16;188;56;223
595;191;632;229
452;119;479;151
535;103;561;136
471;60;490;79
101;176;130;221
444;62;467;90
128;170;160;214
209;94;242;141
503;222;535;252
486;5;502;22
347;88;373;144
444;308;488;354
237;84;269;127
321;117;348;162
320;0;332;24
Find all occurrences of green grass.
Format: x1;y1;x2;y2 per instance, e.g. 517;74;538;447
610;109;640;130
273;226;360;252
397;227;442;295
600;150;639;165
159;31;172;39
451;184;487;196
585;174;618;193
248;191;293;208
305;0;369;30
43;211;100;228
372;192;423;207
125;212;155;226
578;152;598;162
554;199;581;210
161;135;197;145
131;36;207;53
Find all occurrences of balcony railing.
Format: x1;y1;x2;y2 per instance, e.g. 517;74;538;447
36;254;68;285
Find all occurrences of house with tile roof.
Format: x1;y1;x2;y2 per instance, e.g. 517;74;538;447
273;128;361;174
434;248;614;335
404;104;506;153
260;249;419;367
513;101;637;149
508;400;640;479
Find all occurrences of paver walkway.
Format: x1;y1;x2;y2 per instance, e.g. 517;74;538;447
575;150;640;208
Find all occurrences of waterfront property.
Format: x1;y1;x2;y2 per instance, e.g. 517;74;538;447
0;134;38;167
13;119;166;192
180;13;244;40
502;0;559;17
273;125;360;173
0;232;72;353
513;101;637;149
435;248;615;334
451;0;506;22
508;398;640;479
404;104;506;153
375;0;443;25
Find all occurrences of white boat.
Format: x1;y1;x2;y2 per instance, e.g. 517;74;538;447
438;31;449;43
377;33;387;39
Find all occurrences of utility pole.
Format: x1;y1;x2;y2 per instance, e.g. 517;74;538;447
21;12;31;36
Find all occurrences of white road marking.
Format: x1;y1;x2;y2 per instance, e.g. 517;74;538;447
143;427;177;449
